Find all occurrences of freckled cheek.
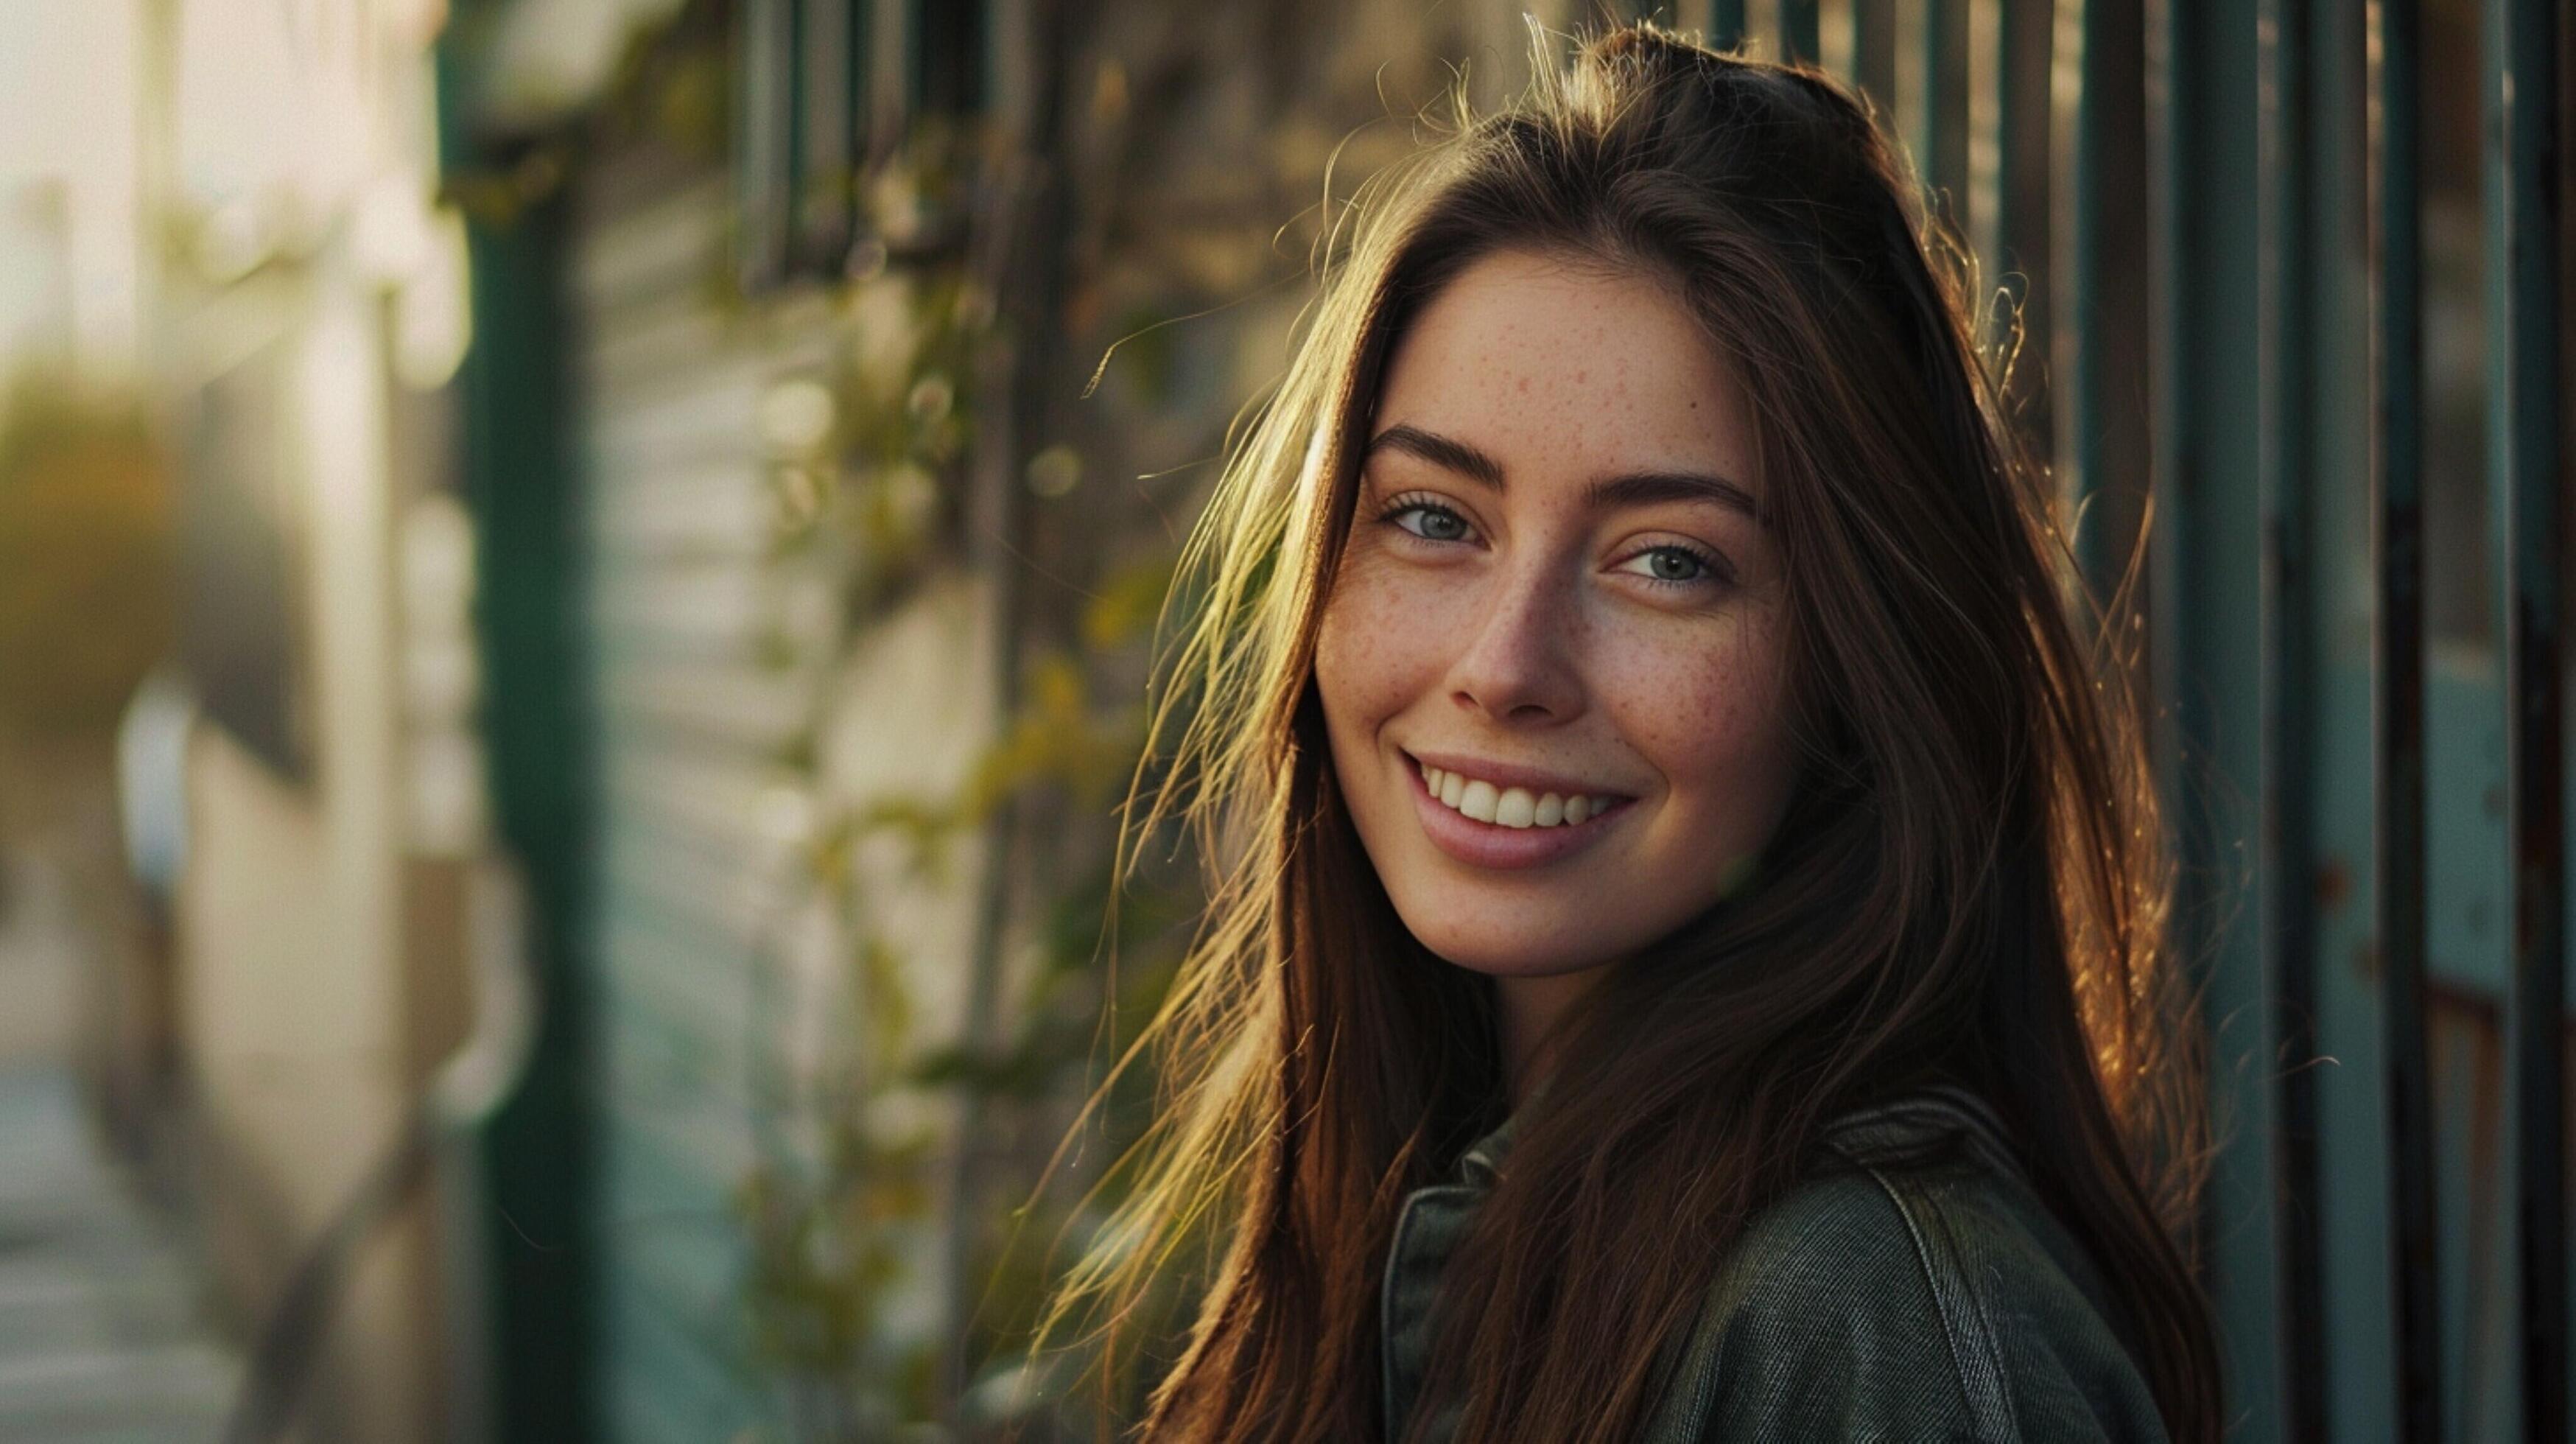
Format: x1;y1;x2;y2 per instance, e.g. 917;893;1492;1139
1313;562;1467;723
1598;622;1800;824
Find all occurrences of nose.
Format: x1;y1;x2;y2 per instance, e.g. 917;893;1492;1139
1447;553;1584;725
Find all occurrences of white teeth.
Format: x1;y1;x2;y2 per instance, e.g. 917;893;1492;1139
1458;779;1500;823
1414;757;1614;830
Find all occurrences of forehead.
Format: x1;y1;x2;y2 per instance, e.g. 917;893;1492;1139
1370;248;1758;499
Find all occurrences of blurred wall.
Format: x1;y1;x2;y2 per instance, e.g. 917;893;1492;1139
152;1;474;1439
0;3;153;1093
176;264;421;1440
0;0;143;386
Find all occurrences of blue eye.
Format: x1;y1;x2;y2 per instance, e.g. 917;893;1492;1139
1623;545;1721;586
1638;547;1700;580
1380;497;1473;543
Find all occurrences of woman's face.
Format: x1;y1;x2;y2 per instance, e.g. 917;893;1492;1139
1315;248;1800;985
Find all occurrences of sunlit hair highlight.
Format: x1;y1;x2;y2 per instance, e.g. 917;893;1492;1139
1027;20;2219;1444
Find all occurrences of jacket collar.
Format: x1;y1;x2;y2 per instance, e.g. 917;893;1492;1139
1439;1080;2015;1193
1453;1112;1516;1188
1381;1082;2021;1444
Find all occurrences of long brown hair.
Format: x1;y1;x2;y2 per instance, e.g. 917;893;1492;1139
1033;21;2219;1443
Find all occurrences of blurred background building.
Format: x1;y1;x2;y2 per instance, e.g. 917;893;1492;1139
0;0;2563;1441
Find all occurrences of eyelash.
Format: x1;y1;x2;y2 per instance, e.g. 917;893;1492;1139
1372;491;1733;590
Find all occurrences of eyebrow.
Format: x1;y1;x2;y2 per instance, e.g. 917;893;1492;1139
1363;422;1763;524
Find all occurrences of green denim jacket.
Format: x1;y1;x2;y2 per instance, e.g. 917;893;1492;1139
1378;1085;2171;1443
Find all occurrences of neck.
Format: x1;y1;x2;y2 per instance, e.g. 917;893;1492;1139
1494;968;1604;1109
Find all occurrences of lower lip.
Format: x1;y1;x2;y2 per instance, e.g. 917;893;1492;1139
1405;755;1635;871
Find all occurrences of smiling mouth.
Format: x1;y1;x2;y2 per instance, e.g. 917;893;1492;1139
1410;755;1632;830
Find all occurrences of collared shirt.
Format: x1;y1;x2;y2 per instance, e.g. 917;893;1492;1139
1378;1084;2172;1443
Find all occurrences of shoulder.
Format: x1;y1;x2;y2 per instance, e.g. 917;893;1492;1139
1639;1090;2170;1444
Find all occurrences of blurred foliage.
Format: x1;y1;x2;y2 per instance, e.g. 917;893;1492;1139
768;252;988;623
0;377;174;740
720;121;1207;1437
441;0;731;229
483;1;1388;1432
735;642;1201;1434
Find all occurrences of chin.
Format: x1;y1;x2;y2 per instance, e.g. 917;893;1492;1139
1399;908;1622;979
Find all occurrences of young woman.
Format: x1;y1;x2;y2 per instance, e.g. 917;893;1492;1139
1041;22;2221;1443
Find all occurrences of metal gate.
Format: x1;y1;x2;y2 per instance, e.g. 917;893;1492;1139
1652;0;2570;1437
446;0;2569;1438
569;146;824;1440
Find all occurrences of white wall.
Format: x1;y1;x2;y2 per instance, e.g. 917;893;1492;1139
155;2;464;1437
0;0;142;384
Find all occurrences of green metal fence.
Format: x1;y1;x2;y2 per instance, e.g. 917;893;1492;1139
1691;0;2570;1438
447;0;2571;1438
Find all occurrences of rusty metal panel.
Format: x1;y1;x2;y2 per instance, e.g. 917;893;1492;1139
2367;0;2446;1436
2485;0;2568;1434
2259;0;2330;1434
2149;0;2295;1431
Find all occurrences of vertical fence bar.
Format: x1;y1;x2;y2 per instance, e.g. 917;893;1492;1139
2142;0;2180;871
1782;0;1823;62
2368;0;2444;1437
1710;0;1749;49
2054;0;2147;599
2298;0;2398;1426
436;45;601;1434
1850;0;1899;111
2155;0;2286;1431
736;0;800;289
1990;0;2054;465
2257;0;2330;1435
1973;0;2051;279
1898;0;1931;167
849;0;875;158
906;0;985;115
1934;0;1970;224
1898;0;1970;222
2056;0;2096;581
2491;0;2569;1434
796;0;860;269
1968;0;2004;304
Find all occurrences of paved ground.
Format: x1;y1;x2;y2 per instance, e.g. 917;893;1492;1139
0;1065;240;1443
0;845;239;1443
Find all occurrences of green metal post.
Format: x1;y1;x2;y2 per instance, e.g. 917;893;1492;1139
2298;0;2401;1431
1906;0;1970;228
2485;0;2568;1434
1782;0;1822;63
1850;0;1899;111
437;32;600;1444
2256;0;2327;1434
1991;0;2052;395
2052;0;2143;596
2152;0;2286;1435
1710;0;1749;49
2368;0;2441;1437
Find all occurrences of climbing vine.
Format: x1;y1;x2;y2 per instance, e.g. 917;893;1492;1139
723;125;1205;1439
439;3;1408;1434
